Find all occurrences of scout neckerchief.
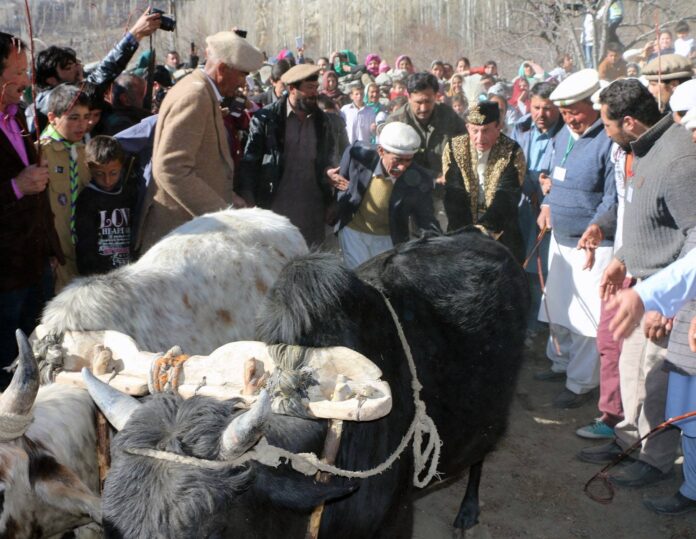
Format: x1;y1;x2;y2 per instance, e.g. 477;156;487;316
42;124;79;244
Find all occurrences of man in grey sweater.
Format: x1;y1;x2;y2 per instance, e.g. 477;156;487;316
579;79;696;488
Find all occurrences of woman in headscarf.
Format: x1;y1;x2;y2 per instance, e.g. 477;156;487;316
365;54;381;78
394;55;415;74
331;49;358;75
320;70;348;107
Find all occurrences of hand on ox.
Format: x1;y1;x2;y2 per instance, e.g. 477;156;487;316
608;288;645;341
539;172;552;195
231;193;248;209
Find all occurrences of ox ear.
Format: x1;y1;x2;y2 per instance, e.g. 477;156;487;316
253;467;358;512
0;330;40;417
82;368;141;431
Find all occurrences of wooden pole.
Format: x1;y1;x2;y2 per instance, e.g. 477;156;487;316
96;409;111;493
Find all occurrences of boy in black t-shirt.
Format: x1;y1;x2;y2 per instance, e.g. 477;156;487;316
75;136;136;275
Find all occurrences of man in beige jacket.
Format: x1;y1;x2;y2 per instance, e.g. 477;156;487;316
138;31;264;252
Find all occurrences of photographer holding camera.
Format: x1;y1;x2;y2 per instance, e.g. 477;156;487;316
28;7;162;135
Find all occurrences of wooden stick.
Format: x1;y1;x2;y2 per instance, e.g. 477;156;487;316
96;409;111;493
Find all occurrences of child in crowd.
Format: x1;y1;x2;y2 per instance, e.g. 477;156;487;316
41;83;92;291
75;136;136;275
675;21;695;59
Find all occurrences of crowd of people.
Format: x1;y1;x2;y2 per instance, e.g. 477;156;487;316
1;3;696;519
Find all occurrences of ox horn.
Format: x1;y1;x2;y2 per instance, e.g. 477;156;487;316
82;368;141;431
0;330;40;417
220;389;271;460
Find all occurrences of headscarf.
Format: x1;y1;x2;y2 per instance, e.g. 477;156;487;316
364;82;382;113
320;70;343;100
394;55;415;74
365;54;382;77
276;49;296;64
334;49;358;75
509;77;531;111
379;60;390;74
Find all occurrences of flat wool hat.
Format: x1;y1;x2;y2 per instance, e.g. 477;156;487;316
378;122;421;156
466;101;500;125
206;31;264;73
642;54;693;81
669;79;696;112
550;68;600;106
281;64;321;85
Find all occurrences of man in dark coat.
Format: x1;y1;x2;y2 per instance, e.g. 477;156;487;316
238;64;337;247
0;33;63;386
331;121;441;267
442;101;526;261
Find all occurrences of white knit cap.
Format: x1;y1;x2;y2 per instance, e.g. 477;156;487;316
378;122;420;156
682;108;696;131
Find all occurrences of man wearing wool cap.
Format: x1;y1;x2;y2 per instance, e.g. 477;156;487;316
238;63;338;247
138;30;264;252
535;69;617;410
331;121;440;268
642;54;693;112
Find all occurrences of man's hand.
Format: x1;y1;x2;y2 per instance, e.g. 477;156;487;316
689;316;696;353
129;8;162;41
643;311;672;342
536;204;551;231
231;193;247;209
539;172;552;195
434;174;446;186
599;257;626;301
327;167;349;191
607;288;645;341
15;164;49;195
577;224;604;270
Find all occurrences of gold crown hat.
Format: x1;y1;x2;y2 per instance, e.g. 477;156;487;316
466;101;500;125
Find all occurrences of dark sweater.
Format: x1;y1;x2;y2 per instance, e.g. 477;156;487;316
616;115;696;279
543;119;616;246
75;181;136;275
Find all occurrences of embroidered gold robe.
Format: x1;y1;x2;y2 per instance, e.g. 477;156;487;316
442;133;526;261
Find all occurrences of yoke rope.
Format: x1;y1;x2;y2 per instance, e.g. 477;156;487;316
127;292;442;487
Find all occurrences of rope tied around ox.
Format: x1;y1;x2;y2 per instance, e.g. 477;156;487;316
126;291;442;488
0;412;33;442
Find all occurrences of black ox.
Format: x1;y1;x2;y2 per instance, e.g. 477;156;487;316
89;229;529;538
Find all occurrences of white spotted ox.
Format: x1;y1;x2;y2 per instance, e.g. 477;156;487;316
0;331;100;539
37;208;308;364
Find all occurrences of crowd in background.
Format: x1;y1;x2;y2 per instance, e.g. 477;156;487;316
1;1;696;519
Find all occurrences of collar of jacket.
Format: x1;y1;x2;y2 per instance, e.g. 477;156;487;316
630;113;674;158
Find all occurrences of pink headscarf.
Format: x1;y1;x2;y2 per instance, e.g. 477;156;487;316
394;55;415;74
379;60;390;74
365;53;381;76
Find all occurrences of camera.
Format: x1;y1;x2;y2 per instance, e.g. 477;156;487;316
234;29;248;39
150;8;176;32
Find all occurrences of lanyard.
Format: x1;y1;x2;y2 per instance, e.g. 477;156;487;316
560;135;575;166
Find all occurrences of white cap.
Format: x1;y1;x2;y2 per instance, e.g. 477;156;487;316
670;80;696;113
206;31;264;73
378;122;421;156
550;69;600;107
591;80;611;111
682;108;696;131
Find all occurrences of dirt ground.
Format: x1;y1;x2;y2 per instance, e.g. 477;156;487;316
412;334;696;539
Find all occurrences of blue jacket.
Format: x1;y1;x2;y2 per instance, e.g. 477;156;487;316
543;120;616;246
335;143;441;245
